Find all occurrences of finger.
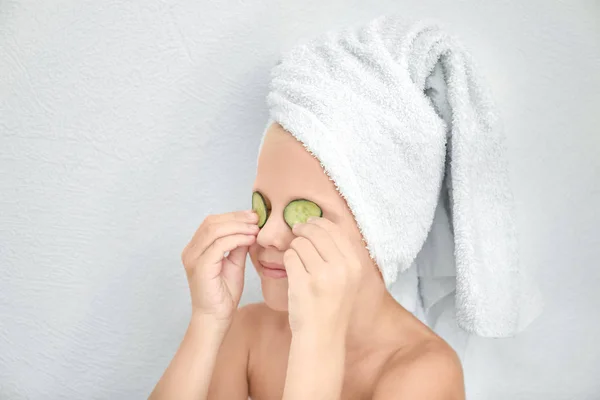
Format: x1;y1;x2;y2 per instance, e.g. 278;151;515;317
283;248;309;285
208;209;258;224
187;220;259;259
305;217;355;262
198;234;256;268
226;241;250;268
221;245;248;298
292;221;340;262
289;236;323;274
185;210;258;251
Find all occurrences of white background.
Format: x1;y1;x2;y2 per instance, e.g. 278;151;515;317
1;1;599;398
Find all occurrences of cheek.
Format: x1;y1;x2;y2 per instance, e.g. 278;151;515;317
248;243;260;268
346;227;375;268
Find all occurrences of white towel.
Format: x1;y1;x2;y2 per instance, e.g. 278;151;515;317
257;13;543;337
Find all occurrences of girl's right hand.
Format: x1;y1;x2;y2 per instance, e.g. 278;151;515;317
181;210;259;325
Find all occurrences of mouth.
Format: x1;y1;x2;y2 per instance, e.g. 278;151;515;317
259;260;288;279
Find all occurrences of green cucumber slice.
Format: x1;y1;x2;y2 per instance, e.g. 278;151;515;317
283;199;322;229
252;191;269;228
252;191;322;230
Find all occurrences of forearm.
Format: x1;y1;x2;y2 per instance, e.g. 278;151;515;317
282;331;346;400
148;314;229;400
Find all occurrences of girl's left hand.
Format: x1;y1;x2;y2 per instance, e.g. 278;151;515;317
283;216;362;337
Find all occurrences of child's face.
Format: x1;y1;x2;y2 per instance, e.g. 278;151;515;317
248;122;375;312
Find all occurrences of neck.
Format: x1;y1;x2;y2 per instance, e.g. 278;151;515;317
343;271;412;357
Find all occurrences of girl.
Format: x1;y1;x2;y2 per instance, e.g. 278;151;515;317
149;122;465;400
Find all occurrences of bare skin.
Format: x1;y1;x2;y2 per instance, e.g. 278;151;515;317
149;122;465;400
209;302;464;400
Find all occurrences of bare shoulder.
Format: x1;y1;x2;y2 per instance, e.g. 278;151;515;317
373;338;465;400
236;301;283;330
233;302;287;344
235;301;269;324
207;302;278;399
220;302;267;342
211;302;279;363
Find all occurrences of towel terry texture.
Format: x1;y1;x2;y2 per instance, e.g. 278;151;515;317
257;13;543;338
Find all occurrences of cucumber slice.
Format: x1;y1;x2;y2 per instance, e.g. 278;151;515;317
252;192;322;230
283;199;322;229
252;191;270;228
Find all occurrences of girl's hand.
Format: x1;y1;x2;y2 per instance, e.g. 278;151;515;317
181;210;259;325
283;216;362;337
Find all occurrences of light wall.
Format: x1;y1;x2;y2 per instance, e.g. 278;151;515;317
1;1;598;398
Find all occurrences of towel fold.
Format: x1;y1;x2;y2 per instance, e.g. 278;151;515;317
258;13;543;337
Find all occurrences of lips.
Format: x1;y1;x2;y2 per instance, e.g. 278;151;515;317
259;261;285;270
259;260;287;279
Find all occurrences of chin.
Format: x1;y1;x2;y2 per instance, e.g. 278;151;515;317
259;275;289;311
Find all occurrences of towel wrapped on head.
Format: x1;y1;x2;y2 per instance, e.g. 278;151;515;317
257;13;543;339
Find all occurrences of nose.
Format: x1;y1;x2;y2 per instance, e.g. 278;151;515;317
255;208;294;250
